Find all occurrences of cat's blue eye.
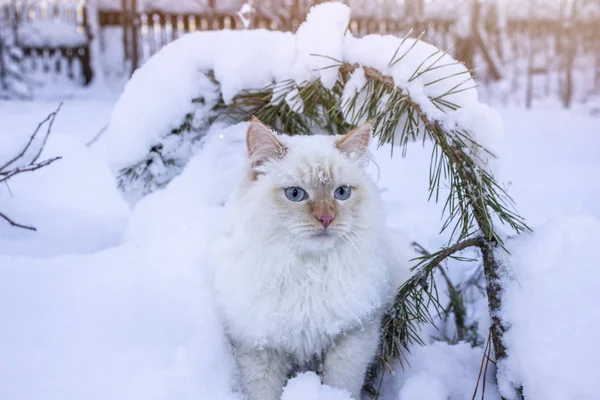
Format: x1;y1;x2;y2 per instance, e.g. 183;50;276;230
334;185;351;200
285;187;308;202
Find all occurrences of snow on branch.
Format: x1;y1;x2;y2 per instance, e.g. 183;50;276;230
0;103;63;231
102;2;496;201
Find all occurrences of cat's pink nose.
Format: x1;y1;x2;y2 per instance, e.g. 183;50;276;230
318;215;334;229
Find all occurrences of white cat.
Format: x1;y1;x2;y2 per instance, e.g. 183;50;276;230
212;118;411;400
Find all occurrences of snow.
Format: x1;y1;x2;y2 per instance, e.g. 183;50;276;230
124;121;247;245
0;115;244;399
383;342;501;400
237;1;256;29
0;134;129;257
141;0;211;14
341;67;368;124
99;29;295;176
449;102;505;166
498;216;600;400
0;243;241;400
292;2;350;89
0;100;127;257
281;373;353;400
18;21;87;48
494;107;600;228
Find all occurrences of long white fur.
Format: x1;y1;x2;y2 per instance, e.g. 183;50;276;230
212;121;410;400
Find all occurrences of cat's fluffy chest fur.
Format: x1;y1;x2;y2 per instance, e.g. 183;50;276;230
214;231;391;362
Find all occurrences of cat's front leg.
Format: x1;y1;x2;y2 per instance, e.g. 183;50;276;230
322;319;381;399
235;342;292;400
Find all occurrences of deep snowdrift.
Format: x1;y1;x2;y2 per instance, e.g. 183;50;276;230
499;216;600;400
0;121;424;399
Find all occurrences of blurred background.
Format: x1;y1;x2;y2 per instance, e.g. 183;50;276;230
1;0;599;108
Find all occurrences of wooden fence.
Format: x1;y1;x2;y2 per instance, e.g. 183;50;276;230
2;0;600;106
0;0;93;83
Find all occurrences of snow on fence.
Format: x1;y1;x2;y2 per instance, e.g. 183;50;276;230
0;0;93;84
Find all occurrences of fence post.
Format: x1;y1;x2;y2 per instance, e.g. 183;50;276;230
130;0;138;73
81;5;93;84
121;0;129;62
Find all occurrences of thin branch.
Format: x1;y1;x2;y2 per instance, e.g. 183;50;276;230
0;157;61;183
412;240;464;291
31;102;62;163
0;104;63;232
0;103;62;171
412;239;481;344
419;237;482;268
86;123;109;147
0;114;52;172
0;211;36;231
472;329;492;400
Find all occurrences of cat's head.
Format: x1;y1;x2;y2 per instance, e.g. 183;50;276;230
237;117;382;253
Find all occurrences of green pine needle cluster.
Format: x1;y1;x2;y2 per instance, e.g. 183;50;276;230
117;112;199;197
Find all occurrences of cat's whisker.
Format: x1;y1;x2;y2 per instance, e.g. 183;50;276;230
344;232;363;255
264;228;292;246
340;234;359;255
286;234;309;266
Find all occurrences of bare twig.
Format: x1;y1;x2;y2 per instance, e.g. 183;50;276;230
0;211;36;231
31;103;62;163
0;156;61;183
85;123;109;147
0;104;63;231
0;102;62;172
472;329;492;400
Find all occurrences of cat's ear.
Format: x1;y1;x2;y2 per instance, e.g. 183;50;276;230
335;121;372;156
246;116;287;168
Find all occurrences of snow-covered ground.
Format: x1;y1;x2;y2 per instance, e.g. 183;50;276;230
1;93;598;399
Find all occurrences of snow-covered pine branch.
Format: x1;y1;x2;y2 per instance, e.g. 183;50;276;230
102;2;498;203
